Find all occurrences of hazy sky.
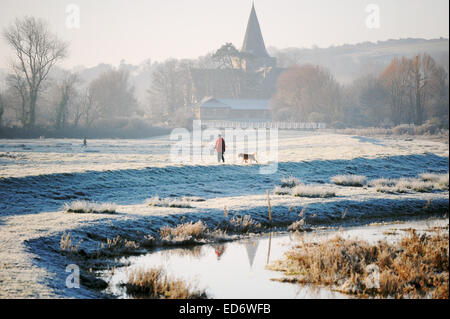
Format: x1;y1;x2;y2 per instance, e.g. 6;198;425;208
0;0;448;69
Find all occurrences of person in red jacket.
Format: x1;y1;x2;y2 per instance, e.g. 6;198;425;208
215;134;226;163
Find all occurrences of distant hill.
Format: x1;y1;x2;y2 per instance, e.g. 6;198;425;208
269;38;449;83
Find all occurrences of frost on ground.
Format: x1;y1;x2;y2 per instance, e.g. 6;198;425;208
368;173;449;194
0;131;448;298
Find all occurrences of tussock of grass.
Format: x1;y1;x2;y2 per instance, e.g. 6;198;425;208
420;173;449;190
160;221;208;242
287;219;311;232
331;175;367;187
268;230;449;299
367;178;396;188
276;176;336;198
396;178;435;192
368;173;449;193
158;216;262;245
226;215;262;233
291;184;336;198
372;178;438;193
146;196;194;208
60;232;80;253
273;186;291;195
106;236;139;251
125;267;207;299
96;236;140;258
280;176;301;188
64;200;117;214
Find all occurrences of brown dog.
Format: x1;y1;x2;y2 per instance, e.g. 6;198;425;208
238;153;258;164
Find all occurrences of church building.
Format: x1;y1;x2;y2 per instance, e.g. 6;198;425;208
196;4;283;122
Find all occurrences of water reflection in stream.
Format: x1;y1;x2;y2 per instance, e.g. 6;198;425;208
102;218;447;299
102;233;349;299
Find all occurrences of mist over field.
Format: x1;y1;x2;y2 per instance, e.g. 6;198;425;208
0;1;448;135
0;0;448;301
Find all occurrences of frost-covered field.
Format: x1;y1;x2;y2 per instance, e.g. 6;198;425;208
0;131;448;298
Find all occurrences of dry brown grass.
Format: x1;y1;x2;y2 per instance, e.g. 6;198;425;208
124;267;207;299
160;221;208;241
60;232;80;253
227;215;262;233
287;219;311;232
96;235;140;258
268;230;449;298
106;236;139;250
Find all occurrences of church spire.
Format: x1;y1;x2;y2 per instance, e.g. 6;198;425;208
241;3;270;57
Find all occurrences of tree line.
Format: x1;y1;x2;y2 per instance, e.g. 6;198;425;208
0;17;448;136
0;17;141;136
271;53;449;128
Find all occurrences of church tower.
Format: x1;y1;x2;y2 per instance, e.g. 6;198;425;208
235;3;277;71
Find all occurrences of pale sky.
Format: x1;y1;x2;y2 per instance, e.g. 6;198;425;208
0;0;448;69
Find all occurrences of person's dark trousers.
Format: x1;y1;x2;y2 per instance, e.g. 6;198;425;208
217;152;225;163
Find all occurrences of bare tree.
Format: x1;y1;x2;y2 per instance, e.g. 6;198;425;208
5;72;28;126
380;57;413;125
71;91;83;128
380;54;443;126
79;88;98;128
0;91;4;126
272;64;341;122
345;74;389;126
54;72;78;129
89;69;137;122
3;17;68;127
147;60;185;123
428;65;449;123
411;54;438;125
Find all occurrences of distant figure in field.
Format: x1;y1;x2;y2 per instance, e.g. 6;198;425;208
215;134;225;163
82;137;87;147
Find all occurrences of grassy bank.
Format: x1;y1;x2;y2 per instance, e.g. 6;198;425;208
268;227;449;299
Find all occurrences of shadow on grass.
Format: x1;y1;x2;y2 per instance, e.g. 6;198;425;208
1;153;448;217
